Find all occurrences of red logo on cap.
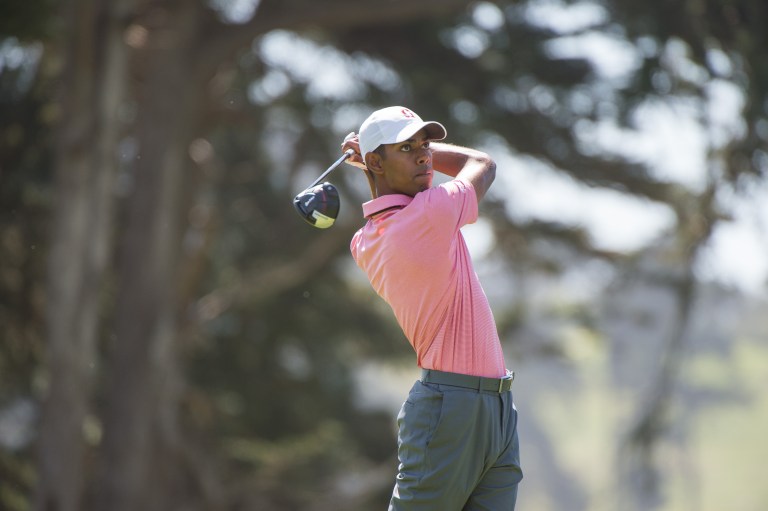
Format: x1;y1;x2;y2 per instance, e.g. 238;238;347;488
401;108;416;118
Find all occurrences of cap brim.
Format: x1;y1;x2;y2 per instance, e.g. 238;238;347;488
393;121;447;145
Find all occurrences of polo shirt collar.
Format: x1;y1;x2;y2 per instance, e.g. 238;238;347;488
362;194;413;218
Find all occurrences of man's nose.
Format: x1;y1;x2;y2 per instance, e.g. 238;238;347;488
416;148;431;165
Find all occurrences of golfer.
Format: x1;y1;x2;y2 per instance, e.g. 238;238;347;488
341;106;522;510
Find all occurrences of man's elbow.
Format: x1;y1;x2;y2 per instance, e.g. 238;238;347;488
471;154;496;202
486;158;496;185
478;154;496;189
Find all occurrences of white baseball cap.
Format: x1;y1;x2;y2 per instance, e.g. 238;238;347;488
358;106;447;159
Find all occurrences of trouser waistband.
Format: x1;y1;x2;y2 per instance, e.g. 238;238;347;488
420;368;514;393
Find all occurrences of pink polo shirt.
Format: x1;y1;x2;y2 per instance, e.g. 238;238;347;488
350;178;506;378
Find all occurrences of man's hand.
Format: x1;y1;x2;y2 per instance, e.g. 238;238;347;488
341;132;368;171
341;132;378;199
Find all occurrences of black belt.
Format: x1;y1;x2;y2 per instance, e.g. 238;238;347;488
421;368;514;393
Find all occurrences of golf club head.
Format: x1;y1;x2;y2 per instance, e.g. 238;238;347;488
293;182;340;228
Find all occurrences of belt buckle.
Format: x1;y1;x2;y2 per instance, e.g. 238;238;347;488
499;370;515;392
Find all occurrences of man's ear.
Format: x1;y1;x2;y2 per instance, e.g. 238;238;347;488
365;152;385;176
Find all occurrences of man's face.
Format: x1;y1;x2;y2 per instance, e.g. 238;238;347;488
377;129;433;197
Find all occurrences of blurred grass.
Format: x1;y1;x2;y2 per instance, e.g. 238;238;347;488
521;333;768;510
675;339;768;511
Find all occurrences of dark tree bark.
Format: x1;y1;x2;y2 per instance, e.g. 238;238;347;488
35;0;131;509
93;3;206;509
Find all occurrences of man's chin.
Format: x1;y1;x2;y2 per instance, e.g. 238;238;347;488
415;175;433;189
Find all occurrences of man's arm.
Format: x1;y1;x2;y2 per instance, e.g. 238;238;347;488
430;142;496;203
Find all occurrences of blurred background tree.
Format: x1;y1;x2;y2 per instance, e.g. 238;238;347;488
0;0;766;510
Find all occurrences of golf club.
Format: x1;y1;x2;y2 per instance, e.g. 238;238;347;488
293;148;354;228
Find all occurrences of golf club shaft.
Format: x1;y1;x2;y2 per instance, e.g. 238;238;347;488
305;149;355;190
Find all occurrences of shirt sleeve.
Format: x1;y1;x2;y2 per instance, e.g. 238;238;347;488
421;178;479;233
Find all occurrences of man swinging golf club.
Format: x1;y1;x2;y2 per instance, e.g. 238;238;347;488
341;106;523;510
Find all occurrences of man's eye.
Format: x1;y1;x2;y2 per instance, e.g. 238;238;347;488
423;141;431;149
400;144;412;152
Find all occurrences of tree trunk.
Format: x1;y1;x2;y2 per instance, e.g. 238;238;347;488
35;0;130;510
92;3;206;510
617;185;718;511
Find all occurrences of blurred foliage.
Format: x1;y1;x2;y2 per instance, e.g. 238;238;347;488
0;0;55;41
0;55;50;511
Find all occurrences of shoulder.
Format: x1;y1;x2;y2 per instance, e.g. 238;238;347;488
406;178;478;231
420;178;476;201
416;178;477;214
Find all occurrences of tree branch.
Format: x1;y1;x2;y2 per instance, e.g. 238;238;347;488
199;0;474;71
195;225;354;322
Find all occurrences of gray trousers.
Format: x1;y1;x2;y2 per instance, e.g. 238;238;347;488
389;372;522;510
